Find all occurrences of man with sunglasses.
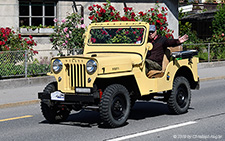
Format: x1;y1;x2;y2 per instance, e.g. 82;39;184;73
145;25;188;73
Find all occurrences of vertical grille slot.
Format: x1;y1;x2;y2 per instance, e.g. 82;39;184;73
74;64;77;87
68;62;86;89
70;64;73;87
77;64;80;87
83;64;86;87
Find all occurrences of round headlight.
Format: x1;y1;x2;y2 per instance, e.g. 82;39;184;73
52;59;63;73
86;60;97;74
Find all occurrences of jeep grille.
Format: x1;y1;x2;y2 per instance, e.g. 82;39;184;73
67;64;86;88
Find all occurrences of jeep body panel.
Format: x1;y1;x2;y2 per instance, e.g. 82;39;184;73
133;57;199;95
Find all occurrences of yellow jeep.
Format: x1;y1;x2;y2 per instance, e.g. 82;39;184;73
38;21;199;128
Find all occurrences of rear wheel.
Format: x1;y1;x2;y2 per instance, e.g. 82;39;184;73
167;77;191;114
40;82;70;123
100;84;131;128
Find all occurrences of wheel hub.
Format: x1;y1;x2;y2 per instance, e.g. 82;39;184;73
112;96;126;120
177;86;187;108
114;101;123;111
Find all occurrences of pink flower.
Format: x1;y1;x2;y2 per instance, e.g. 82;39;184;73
63;43;66;46
62;19;66;23
81;17;84;21
66;34;69;38
63;27;68;32
80;24;85;28
53;18;58;23
65;40;68;44
222;33;224;36
69;31;72;34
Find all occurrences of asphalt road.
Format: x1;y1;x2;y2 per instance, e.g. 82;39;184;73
0;79;224;141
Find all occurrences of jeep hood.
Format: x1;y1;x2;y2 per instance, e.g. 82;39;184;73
94;54;142;74
51;53;143;75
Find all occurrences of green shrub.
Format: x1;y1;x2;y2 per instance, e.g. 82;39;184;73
210;4;225;60
0;60;50;78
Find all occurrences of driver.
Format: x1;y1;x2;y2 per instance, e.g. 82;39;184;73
146;25;188;73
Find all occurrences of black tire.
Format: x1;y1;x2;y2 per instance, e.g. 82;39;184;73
40;82;70;123
100;84;131;128
167;76;191;114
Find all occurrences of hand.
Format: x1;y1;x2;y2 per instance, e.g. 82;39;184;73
179;34;188;43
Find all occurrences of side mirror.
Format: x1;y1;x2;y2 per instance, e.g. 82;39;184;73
83;32;89;44
146;43;153;51
82;32;88;38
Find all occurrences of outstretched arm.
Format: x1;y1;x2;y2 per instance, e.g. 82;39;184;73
179;34;188;44
164;34;189;48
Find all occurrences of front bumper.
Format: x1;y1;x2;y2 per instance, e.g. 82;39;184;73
38;92;95;103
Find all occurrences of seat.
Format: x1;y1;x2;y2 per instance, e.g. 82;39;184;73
147;46;183;78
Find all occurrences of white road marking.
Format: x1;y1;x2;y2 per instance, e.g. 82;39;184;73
107;121;197;141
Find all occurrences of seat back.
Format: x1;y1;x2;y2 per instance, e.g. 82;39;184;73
161;46;183;71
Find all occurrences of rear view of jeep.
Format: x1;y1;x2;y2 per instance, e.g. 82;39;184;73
38;21;199;128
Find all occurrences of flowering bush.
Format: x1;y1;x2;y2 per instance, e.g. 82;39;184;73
88;0;120;22
138;4;174;38
0;27;38;64
0;27;37;52
50;13;85;55
88;0;174;38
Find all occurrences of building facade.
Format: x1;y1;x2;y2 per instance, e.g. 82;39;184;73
0;0;179;50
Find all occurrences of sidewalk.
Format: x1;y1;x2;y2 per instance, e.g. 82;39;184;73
198;61;225;81
0;61;225;107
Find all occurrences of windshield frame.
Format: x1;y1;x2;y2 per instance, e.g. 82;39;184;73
87;25;147;46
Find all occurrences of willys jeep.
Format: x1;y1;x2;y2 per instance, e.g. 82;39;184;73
38;21;199;128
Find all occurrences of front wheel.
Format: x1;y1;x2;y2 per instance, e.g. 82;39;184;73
40;82;70;123
100;84;131;128
167;76;191;114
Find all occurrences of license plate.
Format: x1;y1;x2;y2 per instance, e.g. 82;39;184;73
51;91;65;101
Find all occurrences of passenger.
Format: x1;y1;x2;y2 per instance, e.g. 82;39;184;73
146;25;188;74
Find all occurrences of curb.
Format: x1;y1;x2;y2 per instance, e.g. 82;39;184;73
0;76;56;89
198;61;225;69
199;76;225;82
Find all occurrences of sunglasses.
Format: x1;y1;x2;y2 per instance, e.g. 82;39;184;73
149;31;155;34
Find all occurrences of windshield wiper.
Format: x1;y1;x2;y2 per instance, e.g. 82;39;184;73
102;27;111;38
130;26;135;32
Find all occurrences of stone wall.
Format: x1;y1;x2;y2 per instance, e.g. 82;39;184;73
0;0;19;29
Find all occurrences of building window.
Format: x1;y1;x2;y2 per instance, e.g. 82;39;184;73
19;1;56;27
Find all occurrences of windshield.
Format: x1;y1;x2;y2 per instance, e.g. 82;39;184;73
88;27;145;45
